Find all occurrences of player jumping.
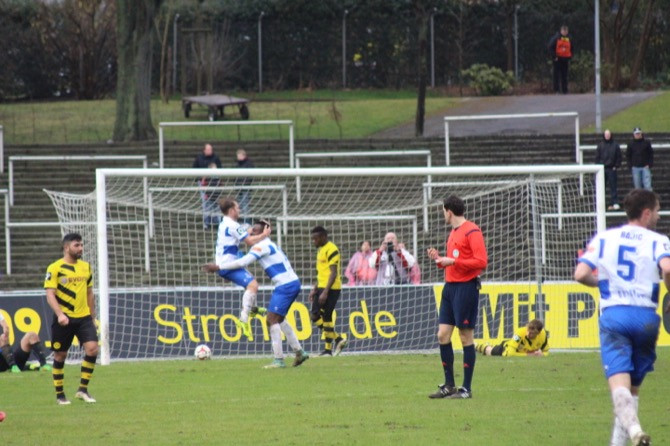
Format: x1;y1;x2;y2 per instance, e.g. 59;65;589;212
212;197;270;340
204;220;309;369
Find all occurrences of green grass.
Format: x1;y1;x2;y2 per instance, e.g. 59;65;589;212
585;90;670;133
0;90;459;145
2;350;669;445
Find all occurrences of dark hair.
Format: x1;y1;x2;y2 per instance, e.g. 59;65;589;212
624;189;659;221
528;319;544;331
218;197;237;215
311;226;328;237
62;233;82;245
255;219;270;230
443;195;465;216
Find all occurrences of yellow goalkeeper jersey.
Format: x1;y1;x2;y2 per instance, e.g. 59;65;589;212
503;326;549;357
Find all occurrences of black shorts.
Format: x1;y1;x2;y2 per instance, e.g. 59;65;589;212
311;289;341;317
0;346;30;371
51;315;98;352
439;279;480;329
490;342;507;356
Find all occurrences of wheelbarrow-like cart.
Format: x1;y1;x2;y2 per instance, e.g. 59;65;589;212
182;94;250;121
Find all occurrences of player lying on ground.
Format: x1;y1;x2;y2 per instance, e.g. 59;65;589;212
476;319;548;357
0;314;52;373
203;220;309;369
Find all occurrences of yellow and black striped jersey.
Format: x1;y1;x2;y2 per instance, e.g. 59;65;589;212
44;259;93;318
503;326;549;357
316;241;342;290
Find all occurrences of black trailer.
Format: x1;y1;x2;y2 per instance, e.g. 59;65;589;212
181;94;250;121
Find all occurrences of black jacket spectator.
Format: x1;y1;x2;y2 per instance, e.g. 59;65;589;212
627;138;653;168
595;136;622;169
192;150;222;169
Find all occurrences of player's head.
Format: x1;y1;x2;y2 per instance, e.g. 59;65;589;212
311;226;328;247
251;219;271;236
219;197;239;219
443;195;465;224
527;319;544;339
624;189;660;229
62;232;83;260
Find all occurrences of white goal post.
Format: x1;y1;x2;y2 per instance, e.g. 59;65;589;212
443;112;580;165
81;165;606;365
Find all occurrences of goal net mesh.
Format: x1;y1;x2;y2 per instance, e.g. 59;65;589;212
46;168;602;361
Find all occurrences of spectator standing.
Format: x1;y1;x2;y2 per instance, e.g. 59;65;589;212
200;163;222;229
627;128;653;190
235;149;254;225
368;232;416;285
344;241;376;286
547;25;573;94
193;144;223;229
595;129;623;210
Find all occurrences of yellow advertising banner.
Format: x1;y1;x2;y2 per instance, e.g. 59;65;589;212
433;282;670;350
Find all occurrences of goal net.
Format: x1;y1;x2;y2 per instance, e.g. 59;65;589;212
47;166;605;364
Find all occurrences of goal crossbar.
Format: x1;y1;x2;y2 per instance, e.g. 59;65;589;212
295;150;432;202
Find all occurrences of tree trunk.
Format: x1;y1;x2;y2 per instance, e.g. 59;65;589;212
113;0;162;142
414;0;428;137
158;10;173;103
504;1;515;73
629;0;656;88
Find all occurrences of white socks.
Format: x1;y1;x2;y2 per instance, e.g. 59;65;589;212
240;290;256;323
280;320;302;352
611;387;642;442
270;323;283;359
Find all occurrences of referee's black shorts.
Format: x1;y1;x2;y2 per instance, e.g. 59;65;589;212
439;278;480;329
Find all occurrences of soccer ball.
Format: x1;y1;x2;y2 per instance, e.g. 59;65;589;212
194;344;211;360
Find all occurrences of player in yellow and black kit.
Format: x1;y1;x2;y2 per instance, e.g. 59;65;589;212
476;319;549;357
44;233;99;405
309;226;347;356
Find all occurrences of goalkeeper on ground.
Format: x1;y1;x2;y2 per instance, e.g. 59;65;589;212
476;319;549;357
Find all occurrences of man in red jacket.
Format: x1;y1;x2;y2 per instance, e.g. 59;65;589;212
427;195;488;399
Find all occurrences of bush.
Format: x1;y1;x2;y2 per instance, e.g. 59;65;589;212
569;51;595;93
461;64;515;96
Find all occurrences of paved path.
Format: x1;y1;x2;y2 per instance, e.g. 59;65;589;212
373;92;659;138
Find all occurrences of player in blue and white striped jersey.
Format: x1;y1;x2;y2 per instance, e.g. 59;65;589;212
575;189;670;446
205;220;309;369
211;198;270;340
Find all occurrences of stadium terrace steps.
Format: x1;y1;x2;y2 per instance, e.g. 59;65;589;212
1;133;669;290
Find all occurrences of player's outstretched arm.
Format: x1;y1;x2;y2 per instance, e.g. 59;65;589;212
244;224;271;246
203;253;257;273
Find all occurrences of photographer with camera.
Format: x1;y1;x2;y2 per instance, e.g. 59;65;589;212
368;232;416;285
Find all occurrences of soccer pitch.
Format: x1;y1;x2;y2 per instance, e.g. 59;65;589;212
2;350;669;445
